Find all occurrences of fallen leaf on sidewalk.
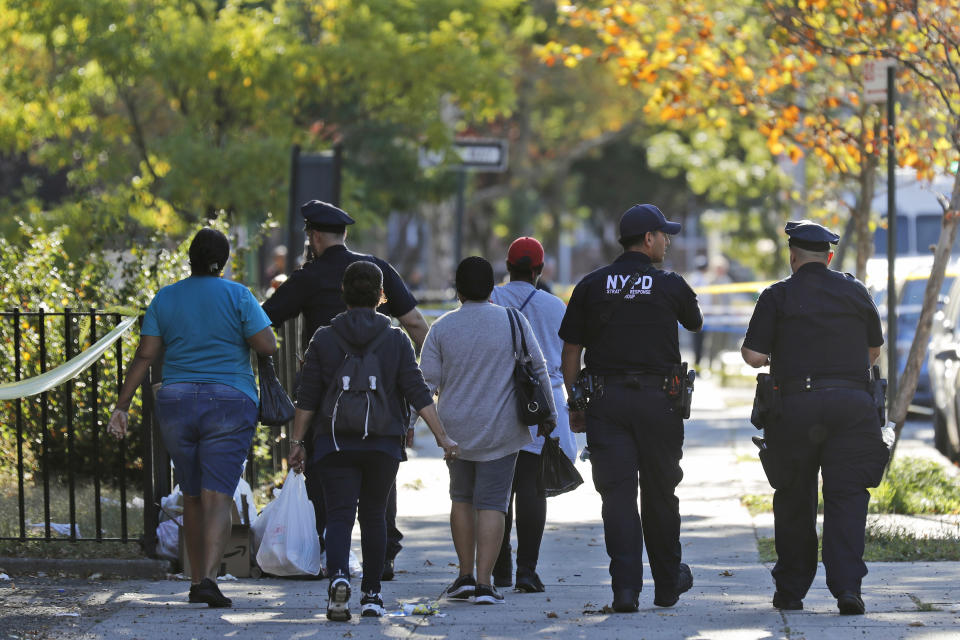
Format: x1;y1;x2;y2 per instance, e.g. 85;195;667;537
546;611;558;618
909;622;925;627
583;605;615;615
447;563;457;567
719;570;733;577
423;559;433;566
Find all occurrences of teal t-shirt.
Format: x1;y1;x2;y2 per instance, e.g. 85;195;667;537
141;276;272;405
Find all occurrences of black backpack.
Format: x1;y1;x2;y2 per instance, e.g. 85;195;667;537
320;327;394;447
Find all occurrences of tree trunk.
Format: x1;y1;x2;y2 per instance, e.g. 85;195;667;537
420;198;456;291
889;173;960;458
854;152;880;282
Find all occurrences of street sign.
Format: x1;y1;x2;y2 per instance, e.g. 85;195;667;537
453;138;508;172
863;58;895;104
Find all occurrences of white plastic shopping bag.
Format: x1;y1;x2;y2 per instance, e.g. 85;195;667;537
253;470;324;576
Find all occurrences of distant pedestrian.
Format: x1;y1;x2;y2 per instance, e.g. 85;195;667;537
560;204;702;612
741;220;889;615
489;237;576;593
421;256;557;605
107;228;277;608
287;261;458;621
262;200;428;580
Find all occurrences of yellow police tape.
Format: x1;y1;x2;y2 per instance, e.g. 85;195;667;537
0;315;139;401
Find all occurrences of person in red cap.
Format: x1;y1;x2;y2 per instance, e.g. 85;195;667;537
489;237;576;593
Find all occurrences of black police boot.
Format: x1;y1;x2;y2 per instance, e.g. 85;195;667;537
515;567;545;593
837;591;865;615
611;588;640;613
654;563;693;607
772;591;803;610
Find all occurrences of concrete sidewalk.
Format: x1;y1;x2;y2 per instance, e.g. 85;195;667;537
6;386;960;639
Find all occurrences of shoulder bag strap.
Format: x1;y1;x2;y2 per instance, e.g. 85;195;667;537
506;306;520;358
518;289;537;313
508;307;531;359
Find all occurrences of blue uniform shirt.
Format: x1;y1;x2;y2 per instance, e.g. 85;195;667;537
559;252;702;375
262;245;417;346
142;276;271;405
743;262;884;381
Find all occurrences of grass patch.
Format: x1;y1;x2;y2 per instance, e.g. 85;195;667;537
740;494;773;516
741;457;960;517
0;539;145;559
735;453;760;463
757;525;960;562
0;479;145;541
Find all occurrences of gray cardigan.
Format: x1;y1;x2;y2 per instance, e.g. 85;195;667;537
420;301;557;461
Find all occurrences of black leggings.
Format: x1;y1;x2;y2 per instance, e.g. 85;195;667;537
494;450;546;576
316;450;399;594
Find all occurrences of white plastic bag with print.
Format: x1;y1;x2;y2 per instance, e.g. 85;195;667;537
254;470;323;576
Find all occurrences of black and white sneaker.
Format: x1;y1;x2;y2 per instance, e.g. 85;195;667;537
327;575;352;621
360;592;386;617
444;574;477;600
474;583;505;605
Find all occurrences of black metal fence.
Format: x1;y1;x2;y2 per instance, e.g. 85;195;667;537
1;308;137;544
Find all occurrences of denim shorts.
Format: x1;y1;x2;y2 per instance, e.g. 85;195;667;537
155;383;258;497
447;452;519;513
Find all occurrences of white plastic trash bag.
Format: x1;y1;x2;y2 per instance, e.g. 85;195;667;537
233;477;258;528
254;470;323;576
156;516;182;561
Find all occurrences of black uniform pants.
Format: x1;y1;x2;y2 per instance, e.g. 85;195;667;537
767;388;889;600
585;385;684;596
494;450;547;578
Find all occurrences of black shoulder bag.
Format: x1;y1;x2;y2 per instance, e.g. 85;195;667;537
258;355;296;426
507;307;553;426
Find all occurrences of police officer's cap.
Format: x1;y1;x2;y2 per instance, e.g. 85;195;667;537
784;220;839;252
619;204;681;240
301;200;355;231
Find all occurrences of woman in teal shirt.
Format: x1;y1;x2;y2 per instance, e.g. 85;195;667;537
108;228;277;608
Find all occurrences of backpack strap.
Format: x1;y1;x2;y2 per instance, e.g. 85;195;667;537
518;288;537;312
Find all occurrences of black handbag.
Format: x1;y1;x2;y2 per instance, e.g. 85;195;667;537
257;355;295;426
506;307;553;426
538;437;583;497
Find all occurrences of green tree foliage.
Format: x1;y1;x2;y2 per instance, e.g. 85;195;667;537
0;0;518;257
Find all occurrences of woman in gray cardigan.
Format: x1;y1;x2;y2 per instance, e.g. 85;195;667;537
420;256;557;605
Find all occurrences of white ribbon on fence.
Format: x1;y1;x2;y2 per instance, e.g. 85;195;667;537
0;315;139;400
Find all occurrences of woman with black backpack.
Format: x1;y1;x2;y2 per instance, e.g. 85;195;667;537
287;261;459;621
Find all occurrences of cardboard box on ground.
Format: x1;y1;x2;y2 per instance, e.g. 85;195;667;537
179;495;253;578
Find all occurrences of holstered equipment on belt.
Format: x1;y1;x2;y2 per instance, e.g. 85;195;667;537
870;364;887;426
666;362;695;419
752;435;795;490
750;373;781;430
567;369;599;411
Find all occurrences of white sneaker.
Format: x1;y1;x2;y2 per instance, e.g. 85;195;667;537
360;592;386;617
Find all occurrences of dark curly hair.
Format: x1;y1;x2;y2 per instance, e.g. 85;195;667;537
342;261;385;308
188;228;230;276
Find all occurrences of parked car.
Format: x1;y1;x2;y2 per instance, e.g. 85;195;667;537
928;272;960;463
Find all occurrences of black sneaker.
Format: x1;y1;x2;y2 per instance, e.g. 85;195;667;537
773;591;803;610
190;578;232;608
327;575;352;621
611;588;639;613
381;558;395;582
474;583;505;605
515;569;545;593
654;563;693;608
360;592;386;617
837;591;865;615
444;574;477;600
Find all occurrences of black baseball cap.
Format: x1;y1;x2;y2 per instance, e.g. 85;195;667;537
619;204;681;239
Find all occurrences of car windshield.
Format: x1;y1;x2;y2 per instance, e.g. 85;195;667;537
899;276;955;307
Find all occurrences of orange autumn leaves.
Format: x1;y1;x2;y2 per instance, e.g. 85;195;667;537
543;0;960;180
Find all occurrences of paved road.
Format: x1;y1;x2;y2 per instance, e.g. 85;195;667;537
3;380;960;639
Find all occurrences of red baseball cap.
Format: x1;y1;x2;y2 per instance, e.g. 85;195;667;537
507;237;545;268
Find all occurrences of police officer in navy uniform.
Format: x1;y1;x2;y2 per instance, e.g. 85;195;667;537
559;204;702;612
263;200;429;580
741;220;889;615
